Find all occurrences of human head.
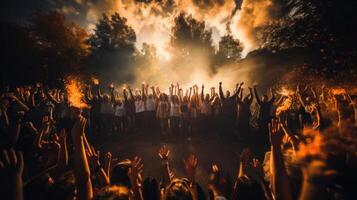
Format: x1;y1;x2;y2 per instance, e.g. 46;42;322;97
93;185;130;200
226;90;230;98
164;178;193;200
111;160;132;188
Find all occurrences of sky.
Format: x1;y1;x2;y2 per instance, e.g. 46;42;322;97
1;0;279;57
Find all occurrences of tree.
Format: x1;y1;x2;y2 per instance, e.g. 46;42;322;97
89;12;136;53
170;12;215;59
0;11;90;86
257;0;357;73
87;12;137;81
216;33;244;64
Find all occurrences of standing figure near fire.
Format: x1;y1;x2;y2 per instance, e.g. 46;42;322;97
236;87;253;138
254;85;275;150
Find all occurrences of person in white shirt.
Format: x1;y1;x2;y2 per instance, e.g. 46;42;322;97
198;85;212;136
134;84;146;132
111;89;126;135
156;93;170;136
143;84;156;132
169;84;181;140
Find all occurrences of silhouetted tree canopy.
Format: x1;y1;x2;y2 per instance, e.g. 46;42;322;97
170;12;215;59
216;33;244;64
87;12;137;80
257;0;357;72
0;11;90;85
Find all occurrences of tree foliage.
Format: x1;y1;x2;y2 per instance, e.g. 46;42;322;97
89;12;136;53
0;11;90;85
170;12;215;59
216;33;244;64
87;12;137;80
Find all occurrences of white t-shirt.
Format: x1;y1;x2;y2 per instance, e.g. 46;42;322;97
170;102;181;117
146;98;156;111
135;100;145;113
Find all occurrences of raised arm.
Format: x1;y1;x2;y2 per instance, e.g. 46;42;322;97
248;87;254;103
0;149;24;200
123;88;128;103
237;87;243;103
269;88;276;103
183;154;199;200
86;145;110;187
45;90;60;105
188;87;192;100
71;115;93;200
129;156;144;200
7;94;29;112
110;85;116;104
142;83;146;101
158;146;171;187
57;129;68;170
201;85;204;101
254;85;262;105
219;82;225;100
296;85;307;108
169;84;174;98
128;87;134;101
150;86;158;100
269;120;293;200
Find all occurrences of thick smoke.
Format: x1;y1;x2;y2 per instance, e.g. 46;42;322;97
231;0;280;55
59;0;282;90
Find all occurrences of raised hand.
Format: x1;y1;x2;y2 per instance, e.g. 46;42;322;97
269;119;285;148
184;154;198;182
247;158;265;183
71;116;86;139
86;145;100;169
103;152;112;176
129;156;144;185
158;145;170;160
0;149;24;200
0;149;24;177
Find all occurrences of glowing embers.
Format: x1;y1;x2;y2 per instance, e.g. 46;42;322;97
65;77;88;109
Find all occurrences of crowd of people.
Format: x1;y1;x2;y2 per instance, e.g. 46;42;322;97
0;80;356;200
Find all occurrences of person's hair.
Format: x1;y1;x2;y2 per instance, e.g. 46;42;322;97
232;178;265;200
142;177;160;200
45;171;76;200
111;160;132;188
93;185;130;200
164;178;193;200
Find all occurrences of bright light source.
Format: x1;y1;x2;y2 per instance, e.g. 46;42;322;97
163;53;171;61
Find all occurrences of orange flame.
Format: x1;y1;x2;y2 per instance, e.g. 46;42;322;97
276;87;294;115
92;77;99;85
65;78;88;109
279;87;295;96
331;88;346;95
276;97;292;116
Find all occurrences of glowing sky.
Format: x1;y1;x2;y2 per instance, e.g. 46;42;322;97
1;0;278;57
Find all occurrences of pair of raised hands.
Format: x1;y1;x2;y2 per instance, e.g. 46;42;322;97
269;119;300;149
0;149;24;177
158;146;198;182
